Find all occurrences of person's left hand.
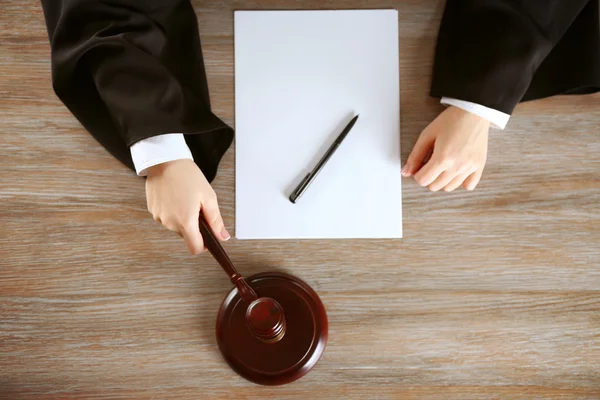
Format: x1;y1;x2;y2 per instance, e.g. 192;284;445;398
402;106;490;192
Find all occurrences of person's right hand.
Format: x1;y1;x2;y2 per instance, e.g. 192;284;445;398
145;159;230;255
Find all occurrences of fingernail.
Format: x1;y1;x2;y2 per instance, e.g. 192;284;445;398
401;165;410;176
221;227;231;241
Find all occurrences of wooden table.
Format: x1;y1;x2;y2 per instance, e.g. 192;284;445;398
1;1;599;399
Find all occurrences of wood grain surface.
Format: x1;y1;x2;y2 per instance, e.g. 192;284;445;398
1;0;599;399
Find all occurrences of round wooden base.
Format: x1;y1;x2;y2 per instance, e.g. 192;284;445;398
216;272;328;386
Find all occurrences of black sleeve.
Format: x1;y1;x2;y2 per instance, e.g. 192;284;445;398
430;0;593;114
41;0;233;181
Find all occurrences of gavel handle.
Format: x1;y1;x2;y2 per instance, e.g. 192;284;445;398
198;213;258;303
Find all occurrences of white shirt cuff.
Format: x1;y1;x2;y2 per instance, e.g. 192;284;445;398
130;133;193;176
441;97;510;129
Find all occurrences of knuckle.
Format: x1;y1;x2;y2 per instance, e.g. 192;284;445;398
438;158;454;169
184;213;197;224
182;217;198;232
203;198;218;211
212;215;224;228
164;223;179;232
465;160;477;170
435;150;452;161
162;216;179;230
456;163;471;174
205;191;218;203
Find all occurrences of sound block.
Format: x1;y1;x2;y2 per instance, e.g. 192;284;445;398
216;272;328;386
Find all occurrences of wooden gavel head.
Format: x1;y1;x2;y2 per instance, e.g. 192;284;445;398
198;216;328;386
245;297;287;343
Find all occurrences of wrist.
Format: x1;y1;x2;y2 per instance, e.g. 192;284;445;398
146;163;167;178
146;159;193;178
448;105;490;127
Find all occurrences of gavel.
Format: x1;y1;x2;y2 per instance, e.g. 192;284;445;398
198;214;328;386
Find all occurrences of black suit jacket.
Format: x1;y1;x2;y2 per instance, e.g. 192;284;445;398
41;0;233;182
41;1;599;179
431;0;600;114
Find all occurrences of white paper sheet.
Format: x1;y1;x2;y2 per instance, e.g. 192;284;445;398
234;10;402;239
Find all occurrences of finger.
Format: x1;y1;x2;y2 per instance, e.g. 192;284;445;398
181;217;205;255
443;171;472;192
428;170;457;192
403;130;435;177
463;169;484;191
202;196;230;241
413;158;446;188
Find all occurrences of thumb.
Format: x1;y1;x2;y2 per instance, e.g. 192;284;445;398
202;196;230;241
403;129;435;177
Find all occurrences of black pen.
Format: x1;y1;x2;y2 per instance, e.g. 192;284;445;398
289;115;359;204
